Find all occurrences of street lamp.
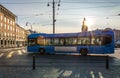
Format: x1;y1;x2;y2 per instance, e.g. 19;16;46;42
47;0;61;34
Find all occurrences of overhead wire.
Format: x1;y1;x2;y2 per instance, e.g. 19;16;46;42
1;1;120;27
1;1;120;4
60;5;120;10
61;1;120;3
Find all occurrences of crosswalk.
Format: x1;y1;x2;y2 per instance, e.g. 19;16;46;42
0;53;4;57
0;49;27;58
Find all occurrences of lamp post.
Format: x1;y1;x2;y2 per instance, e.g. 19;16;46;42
47;0;61;34
53;0;55;34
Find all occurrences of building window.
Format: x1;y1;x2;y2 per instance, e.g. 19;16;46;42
10;26;12;31
4;32;6;36
1;15;3;20
4;24;6;29
10;20;12;25
13;21;15;26
4;17;6;22
7;18;9;23
0;23;2;27
1;40;3;45
7;25;9;30
11;33;12;36
8;33;9;37
5;40;7;45
13;28;14;31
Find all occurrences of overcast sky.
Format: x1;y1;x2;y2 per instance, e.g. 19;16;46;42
1;0;120;33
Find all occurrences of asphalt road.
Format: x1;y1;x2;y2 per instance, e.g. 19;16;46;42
0;48;120;78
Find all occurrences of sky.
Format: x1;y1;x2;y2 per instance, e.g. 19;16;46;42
1;0;120;33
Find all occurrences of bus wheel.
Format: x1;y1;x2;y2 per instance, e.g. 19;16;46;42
39;48;45;54
80;48;88;56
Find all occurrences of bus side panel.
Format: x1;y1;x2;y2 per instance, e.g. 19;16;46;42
103;43;115;54
27;46;40;53
89;45;114;54
77;46;111;54
89;46;105;54
44;46;55;54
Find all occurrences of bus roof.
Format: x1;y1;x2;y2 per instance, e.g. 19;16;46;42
28;33;47;38
28;30;114;39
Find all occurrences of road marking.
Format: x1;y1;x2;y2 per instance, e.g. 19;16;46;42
22;50;26;53
18;50;22;55
62;70;72;77
98;72;104;78
0;53;4;57
90;71;95;78
6;51;14;58
75;73;80;77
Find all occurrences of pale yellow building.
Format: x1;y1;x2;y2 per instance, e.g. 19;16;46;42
16;24;27;47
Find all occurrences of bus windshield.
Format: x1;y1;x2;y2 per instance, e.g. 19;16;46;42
91;36;112;46
28;38;37;46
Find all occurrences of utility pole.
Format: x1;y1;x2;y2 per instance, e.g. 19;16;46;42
53;0;55;34
47;0;61;34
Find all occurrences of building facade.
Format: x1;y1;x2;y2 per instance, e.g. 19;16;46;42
113;29;120;42
0;4;27;48
0;4;17;48
16;24;27;47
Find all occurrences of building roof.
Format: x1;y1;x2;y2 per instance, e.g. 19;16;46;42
0;4;17;18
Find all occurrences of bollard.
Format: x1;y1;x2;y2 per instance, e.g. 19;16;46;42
33;54;35;70
106;55;109;69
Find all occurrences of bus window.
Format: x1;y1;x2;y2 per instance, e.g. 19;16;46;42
54;38;67;46
37;36;45;45
64;37;77;46
91;37;102;46
77;37;90;46
59;38;65;45
77;38;82;45
72;38;77;45
28;38;37;46
91;36;112;46
102;36;112;45
45;38;53;46
53;37;77;46
54;38;61;45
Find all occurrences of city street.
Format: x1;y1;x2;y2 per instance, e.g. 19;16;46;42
0;47;120;78
1;1;120;78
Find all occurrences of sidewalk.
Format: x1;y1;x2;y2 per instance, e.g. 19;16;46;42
0;47;26;52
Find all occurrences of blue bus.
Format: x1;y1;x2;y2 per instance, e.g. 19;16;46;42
27;29;114;55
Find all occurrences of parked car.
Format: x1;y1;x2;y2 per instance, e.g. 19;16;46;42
115;41;120;48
